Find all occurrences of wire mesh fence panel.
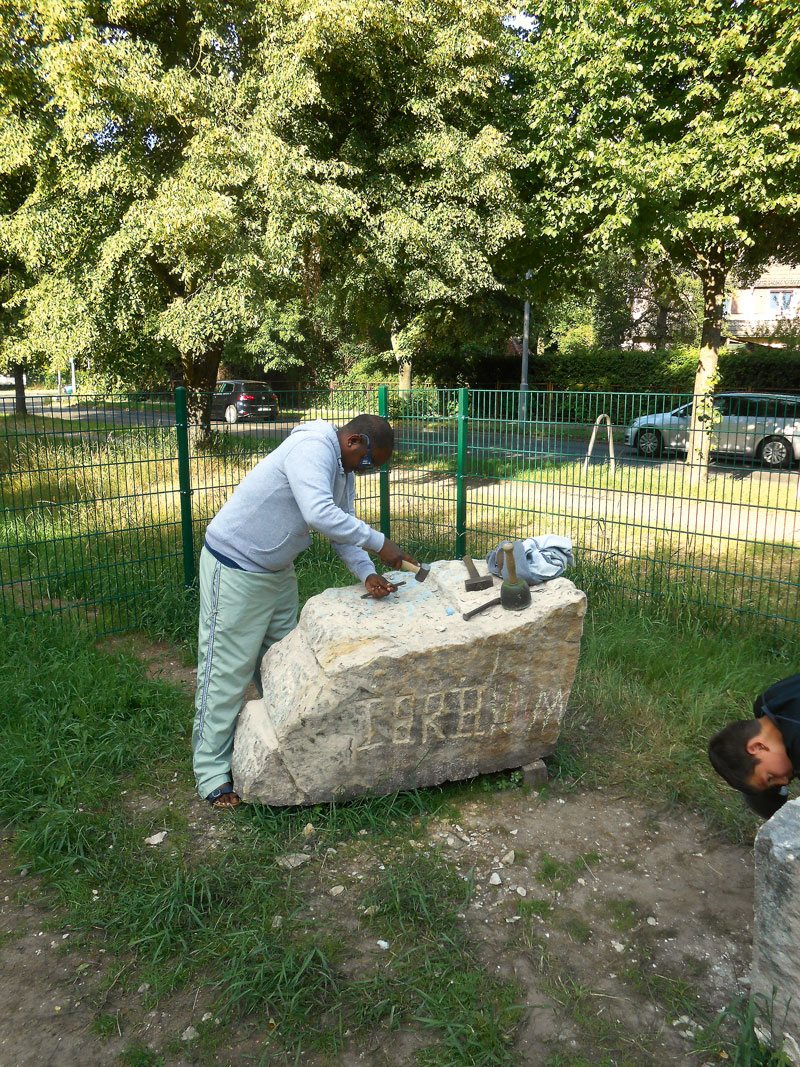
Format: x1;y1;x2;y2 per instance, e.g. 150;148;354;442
2;385;798;636
386;388;460;559
381;387;800;630
0;391;184;633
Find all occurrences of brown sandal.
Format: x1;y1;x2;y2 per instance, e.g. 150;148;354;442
206;784;242;809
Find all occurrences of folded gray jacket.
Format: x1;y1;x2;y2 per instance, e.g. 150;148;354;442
487;536;574;585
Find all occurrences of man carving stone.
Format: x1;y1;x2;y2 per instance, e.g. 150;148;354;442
192;413;416;809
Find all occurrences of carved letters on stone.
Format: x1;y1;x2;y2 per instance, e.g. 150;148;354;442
354;685;566;753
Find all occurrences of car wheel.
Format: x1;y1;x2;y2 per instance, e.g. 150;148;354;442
636;428;663;458
224;405;238;425
758;435;792;469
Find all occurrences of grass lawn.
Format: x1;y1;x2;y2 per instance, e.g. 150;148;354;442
1;403;798;1063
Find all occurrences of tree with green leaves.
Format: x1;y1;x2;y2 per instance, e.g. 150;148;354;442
7;0;528;425
256;0;528;393
0;1;53;413
6;0;308;430
591;250;700;350
525;0;800;471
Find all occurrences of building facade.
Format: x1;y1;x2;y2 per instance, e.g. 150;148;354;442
726;264;800;346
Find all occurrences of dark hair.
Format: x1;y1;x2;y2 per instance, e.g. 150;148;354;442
707;719;762;794
342;414;394;452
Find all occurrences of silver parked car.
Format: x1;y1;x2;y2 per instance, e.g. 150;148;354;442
625;392;800;468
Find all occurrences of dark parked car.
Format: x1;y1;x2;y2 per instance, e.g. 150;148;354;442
210;380;279;424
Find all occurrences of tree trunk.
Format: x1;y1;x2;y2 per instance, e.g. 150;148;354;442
688;263;726;482
654;305;669;348
12;362;27;416
397;358;412;395
179;346;223;448
390;325;412;396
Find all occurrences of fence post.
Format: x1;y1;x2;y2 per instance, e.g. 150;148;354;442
455;387;469;558
174;387;195;588
378;385;391;539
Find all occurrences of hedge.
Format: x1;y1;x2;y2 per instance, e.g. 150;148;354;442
716;347;800;393
529;345;800;395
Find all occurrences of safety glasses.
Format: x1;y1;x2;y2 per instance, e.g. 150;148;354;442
358;433;378;472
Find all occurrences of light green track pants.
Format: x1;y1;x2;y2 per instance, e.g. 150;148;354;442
192;546;299;799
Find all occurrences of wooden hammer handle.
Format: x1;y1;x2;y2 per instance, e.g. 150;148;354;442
501;541;518;583
462;555;480;580
398;560;420;575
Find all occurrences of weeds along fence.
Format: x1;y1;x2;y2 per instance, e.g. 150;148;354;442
1;385;799;635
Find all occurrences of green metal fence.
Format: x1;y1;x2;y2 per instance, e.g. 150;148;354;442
2;385;799;634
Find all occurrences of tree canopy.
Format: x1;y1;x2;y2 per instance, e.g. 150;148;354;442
2;0;530;417
2;0;800;419
249;0;528;392
0;0;53;409
524;0;800;463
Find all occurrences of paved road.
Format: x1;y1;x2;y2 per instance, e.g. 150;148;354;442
0;394;611;459
4;394;798;481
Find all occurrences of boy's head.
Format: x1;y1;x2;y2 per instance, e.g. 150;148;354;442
708;717;794;795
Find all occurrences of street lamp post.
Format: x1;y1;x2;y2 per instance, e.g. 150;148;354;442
520;296;530;422
520;270;532;423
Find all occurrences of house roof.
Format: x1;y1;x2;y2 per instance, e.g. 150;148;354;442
751;263;800;288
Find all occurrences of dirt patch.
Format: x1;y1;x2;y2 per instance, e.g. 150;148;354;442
98;636;198;693
0;781;754;1066
447;789;752;1065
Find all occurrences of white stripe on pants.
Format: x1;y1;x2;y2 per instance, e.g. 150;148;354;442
192;547;298;798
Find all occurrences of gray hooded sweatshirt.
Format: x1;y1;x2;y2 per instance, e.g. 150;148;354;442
203;420;384;581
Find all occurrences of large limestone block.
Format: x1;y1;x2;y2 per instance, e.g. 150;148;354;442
232;558;586;806
752;799;800;1064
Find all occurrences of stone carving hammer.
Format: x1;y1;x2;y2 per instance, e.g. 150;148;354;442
500;541;532;611
462;555;493;592
398;560;430;582
463;544;532;618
